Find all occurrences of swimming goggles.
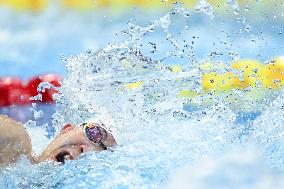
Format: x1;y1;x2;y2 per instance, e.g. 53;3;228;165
81;122;108;150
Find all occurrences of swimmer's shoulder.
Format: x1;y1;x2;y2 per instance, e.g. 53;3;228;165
0;115;33;165
0;114;28;145
0;114;24;129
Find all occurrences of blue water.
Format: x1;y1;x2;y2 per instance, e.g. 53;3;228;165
1;2;284;189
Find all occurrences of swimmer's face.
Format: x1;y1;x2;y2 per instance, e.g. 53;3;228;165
38;123;117;163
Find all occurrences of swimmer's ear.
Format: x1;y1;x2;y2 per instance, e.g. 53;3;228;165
59;124;75;135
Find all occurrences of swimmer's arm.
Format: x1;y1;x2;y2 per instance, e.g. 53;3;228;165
0;115;33;166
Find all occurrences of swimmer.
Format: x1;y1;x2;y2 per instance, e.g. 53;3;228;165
0;115;117;166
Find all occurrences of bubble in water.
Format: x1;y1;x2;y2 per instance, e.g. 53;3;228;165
33;109;44;120
226;0;240;15
29;93;42;101
195;0;215;19
251;91;284;170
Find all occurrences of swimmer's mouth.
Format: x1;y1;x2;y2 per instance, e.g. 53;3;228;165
55;151;74;164
53;146;83;164
54;144;108;164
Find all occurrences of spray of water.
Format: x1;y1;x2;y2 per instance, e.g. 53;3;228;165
1;2;284;188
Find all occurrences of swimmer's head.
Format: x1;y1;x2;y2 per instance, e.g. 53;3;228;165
37;122;117;164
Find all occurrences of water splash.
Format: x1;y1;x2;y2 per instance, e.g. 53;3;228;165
166;146;284;189
251;91;284;170
195;0;215;19
226;0;240;15
1;3;284;189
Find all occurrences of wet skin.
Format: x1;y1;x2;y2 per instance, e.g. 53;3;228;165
0;115;33;165
37;123;117;163
0;115;117;166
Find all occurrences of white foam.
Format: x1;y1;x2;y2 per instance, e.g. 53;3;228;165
166;146;284;189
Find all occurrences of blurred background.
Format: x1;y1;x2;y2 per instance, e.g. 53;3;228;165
0;0;283;78
0;0;284;123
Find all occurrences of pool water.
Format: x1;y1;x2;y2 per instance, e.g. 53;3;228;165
1;2;284;188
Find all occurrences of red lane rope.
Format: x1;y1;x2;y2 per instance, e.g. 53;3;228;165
0;74;62;107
